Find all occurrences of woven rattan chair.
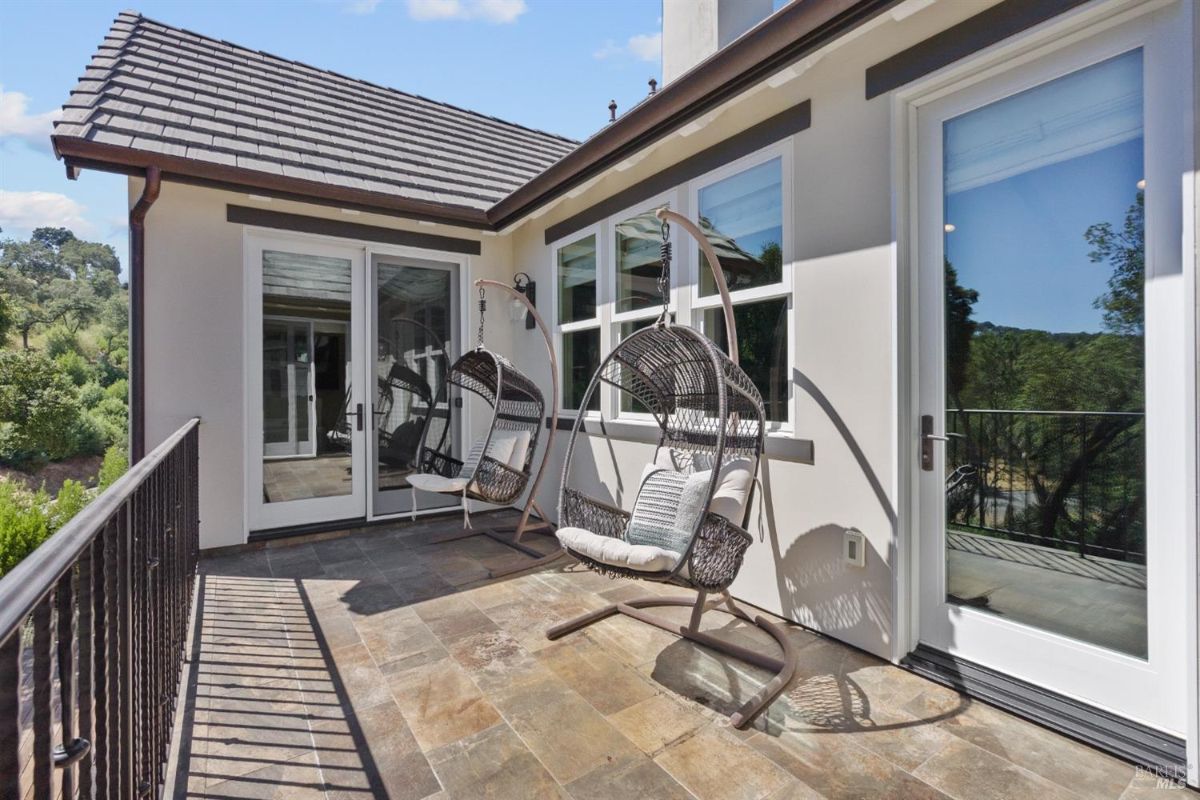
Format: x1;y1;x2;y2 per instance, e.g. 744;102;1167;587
411;279;561;577
547;209;797;729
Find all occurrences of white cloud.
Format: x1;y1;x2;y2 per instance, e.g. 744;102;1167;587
0;87;61;151
343;0;381;13
626;33;661;62
593;31;661;63
406;0;526;23
0;191;95;237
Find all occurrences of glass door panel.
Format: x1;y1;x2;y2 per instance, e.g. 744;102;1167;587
940;50;1147;657
371;255;459;517
250;240;365;531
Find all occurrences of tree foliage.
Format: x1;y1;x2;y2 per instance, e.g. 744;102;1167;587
1;228;121;347
948;192;1146;558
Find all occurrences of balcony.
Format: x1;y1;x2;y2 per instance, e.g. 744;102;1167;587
1;422;1184;800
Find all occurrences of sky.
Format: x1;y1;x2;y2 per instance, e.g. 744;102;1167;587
0;0;666;277
946;139;1142;335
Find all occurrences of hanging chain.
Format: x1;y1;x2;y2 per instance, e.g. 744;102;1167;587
476;285;486;349
657;218;672;325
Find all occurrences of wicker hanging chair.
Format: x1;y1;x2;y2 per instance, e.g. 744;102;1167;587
410;279;563;578
415;346;543;506
547;209;797;729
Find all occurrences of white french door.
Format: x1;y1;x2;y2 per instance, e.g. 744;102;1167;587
247;234;367;531
913;9;1192;735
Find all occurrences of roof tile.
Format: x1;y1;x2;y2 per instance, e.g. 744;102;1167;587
54;11;576;214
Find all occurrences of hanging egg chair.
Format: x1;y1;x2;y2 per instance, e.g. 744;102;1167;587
547;209;797;729
410;278;563;578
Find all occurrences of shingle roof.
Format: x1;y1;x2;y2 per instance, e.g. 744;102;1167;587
52;11;578;217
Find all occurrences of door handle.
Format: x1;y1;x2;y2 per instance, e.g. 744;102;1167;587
346;403;365;432
920;414;946;471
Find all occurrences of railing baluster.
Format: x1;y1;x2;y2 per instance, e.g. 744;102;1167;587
0;631;19;799
79;538;96;799
32;595;54;798
94;526;112;800
55;568;79;798
120;500;134;800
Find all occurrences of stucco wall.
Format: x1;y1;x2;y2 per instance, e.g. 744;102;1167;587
135;181;512;549
504;0;997;661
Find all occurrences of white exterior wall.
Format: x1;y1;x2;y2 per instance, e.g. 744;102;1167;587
135;181;512;549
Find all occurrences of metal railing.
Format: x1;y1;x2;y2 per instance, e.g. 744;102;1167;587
946;409;1145;562
0;418;200;799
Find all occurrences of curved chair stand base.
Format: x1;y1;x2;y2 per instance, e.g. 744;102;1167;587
546;590;798;729
425;501;564;579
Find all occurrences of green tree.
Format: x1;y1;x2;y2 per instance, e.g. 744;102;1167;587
944;259;978;409
1085;190;1144;337
1;229;112;347
0;350;86;464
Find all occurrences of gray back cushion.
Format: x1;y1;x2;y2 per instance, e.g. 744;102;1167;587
626;464;711;555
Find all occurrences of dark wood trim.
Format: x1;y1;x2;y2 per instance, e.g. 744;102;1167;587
903;644;1188;777
864;0;1092;100
55;136;492;230
544;102;811;246
491;0;899;229
226;205;482;255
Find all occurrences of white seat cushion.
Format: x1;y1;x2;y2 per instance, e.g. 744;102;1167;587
556;527;680;572
407;473;470;494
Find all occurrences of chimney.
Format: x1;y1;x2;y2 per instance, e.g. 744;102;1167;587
661;0;773;86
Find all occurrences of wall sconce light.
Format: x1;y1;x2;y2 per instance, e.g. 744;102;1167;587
512;272;536;330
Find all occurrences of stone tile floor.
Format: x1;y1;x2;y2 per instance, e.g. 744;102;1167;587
167;511;1194;800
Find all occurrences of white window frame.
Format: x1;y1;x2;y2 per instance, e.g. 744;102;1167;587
550;223;604;416
687;140;796;431
548;139;800;435
608;189;682;422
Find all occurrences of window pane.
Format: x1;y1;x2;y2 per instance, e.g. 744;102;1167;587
698;157;783;296
619;318;655;413
615;207;668;314
558;234;597;324
942;50;1146;657
562;328;600;411
702;298;789;422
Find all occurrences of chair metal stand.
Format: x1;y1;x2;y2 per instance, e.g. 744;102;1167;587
425;499;567;578
546;590;798;729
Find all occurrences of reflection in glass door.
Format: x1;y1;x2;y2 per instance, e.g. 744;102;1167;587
263;319;313;457
915;45;1176;728
250;239;365;531
370;255;459;517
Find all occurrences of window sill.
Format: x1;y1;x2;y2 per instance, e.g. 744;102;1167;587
546;415;813;464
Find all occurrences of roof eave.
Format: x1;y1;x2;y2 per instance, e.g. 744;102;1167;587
485;0;901;230
54;135;493;230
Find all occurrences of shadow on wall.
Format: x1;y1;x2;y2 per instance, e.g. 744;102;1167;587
753;369;898;650
559;425;620;511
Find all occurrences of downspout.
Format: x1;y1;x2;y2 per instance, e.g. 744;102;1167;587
129;166;161;464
